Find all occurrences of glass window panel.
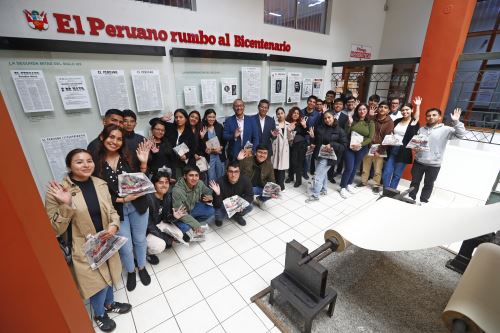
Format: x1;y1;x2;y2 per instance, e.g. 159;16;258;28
264;0;297;28
296;0;328;33
468;0;499;33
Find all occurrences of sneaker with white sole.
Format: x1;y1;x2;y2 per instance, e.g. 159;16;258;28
320;189;327;196
346;185;356;194
305;196;319;203
339;188;349;199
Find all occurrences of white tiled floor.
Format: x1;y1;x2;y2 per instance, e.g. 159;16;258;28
89;177;484;332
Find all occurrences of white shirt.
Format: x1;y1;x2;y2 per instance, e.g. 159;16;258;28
236;115;244;141
393;122;408;141
259;115;266;133
390;111;403;121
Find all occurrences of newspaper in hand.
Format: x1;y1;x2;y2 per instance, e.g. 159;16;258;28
406;134;430;151
83;231;127;270
205;136;221;151
196;156;209;172
156;222;188;245
223;195;250;218
262;182;281;197
244;140;253;151
367;144;387;157
118;172;155;197
318;144;337;160
382;134;403;146
305;145;314;156
350;131;363;149
173;142;190;156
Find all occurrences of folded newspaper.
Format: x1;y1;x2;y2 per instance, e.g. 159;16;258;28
173;142;190;156
350;131;363;148
223;195;250;218
382;134;403;146
367;144;387;157
205;136;221;151
83;231;127;270
118;172;155;197
318;144;337;160
196;156;209;172
262;182;281;197
157;221;188;245
406;134;430;151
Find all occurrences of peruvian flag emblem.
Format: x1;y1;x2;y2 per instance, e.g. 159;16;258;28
23;10;49;31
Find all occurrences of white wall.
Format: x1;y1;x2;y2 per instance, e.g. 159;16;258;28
378;0;434;58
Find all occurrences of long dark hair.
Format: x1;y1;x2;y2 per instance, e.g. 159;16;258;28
202;108;219;127
285;106;302;123
95;124;132;178
189;110;203;133
353;103;370;123
174;109;189;129
323;111;338;127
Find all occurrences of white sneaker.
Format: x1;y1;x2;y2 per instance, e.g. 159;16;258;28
339;188;349;199
346;185;356;194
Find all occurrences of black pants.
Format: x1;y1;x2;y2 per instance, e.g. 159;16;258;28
288;142;306;181
409;161;441;203
274;169;286;190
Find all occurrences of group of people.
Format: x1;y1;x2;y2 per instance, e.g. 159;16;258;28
44;91;466;331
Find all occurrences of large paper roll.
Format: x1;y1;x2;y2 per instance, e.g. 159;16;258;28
442;243;500;333
324;197;500;251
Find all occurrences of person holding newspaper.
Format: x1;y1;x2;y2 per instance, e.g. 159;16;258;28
238;144;277;209
91;124;152;292
381;96;422;190
201;109;226;182
359;101;394;194
209;161;254;227
171;165;214;240
45;149;132;332
408;107;467;204
165;109;196;180
146;171;189;264
339;103;375;198
306;111;347;202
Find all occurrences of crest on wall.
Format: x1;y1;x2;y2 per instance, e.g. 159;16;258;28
23;10;49;31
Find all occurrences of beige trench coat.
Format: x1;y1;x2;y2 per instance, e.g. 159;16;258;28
271;121;292;170
45;176;122;300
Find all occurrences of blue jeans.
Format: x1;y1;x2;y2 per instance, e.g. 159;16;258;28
215;204;253;220
89;285;113;317
382;146;407;189
340;146;369;188
303;153;312;176
253;186;270;202
118;203;149;273
208;155;224;182
311;158;331;198
175;202;215;232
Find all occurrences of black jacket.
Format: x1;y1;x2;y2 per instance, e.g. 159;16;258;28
390;118;420;164
146;192;174;248
312;124;348;166
213;174;254;209
165;123;196;169
148;139;176;178
201;122;227;162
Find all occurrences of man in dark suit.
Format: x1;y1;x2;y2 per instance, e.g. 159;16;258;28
223;99;259;161
252;99;276;157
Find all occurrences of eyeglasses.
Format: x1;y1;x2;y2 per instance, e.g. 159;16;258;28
153;128;165;132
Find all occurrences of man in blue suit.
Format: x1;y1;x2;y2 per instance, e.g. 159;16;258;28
223;98;259;161
252;99;276;157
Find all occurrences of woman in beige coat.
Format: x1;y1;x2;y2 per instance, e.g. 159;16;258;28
271;107;293;191
45;148;131;332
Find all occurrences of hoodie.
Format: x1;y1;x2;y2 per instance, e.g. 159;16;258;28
415;120;467;167
171;178;213;228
